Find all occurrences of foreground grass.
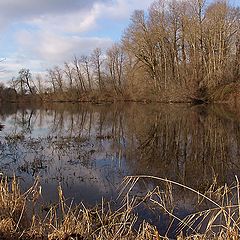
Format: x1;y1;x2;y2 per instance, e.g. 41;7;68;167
0;175;239;240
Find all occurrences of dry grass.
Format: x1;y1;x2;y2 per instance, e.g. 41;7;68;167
0;174;240;239
121;175;240;239
0;175;41;239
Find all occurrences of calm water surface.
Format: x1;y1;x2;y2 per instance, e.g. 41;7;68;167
0;102;240;232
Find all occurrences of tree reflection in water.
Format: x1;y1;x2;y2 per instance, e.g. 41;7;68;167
0;103;239;207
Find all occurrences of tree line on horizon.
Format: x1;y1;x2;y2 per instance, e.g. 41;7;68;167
4;0;240;102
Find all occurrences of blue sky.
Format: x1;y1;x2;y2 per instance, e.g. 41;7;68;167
0;0;239;83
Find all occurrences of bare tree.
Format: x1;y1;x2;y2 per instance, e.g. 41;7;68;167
47;69;57;93
12;68;34;95
64;62;74;90
106;43;126;94
80;55;92;91
91;48;104;92
73;56;86;93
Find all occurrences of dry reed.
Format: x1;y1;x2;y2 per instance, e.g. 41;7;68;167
0;174;240;239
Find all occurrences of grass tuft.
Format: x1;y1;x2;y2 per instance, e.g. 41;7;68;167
0;175;240;239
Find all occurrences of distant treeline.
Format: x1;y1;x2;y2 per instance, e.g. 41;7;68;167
7;0;240;103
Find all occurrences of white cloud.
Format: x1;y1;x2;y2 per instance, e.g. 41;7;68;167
95;0;152;20
25;5;100;34
15;30;113;62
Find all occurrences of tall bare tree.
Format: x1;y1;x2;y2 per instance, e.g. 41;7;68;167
91;48;104;92
106;43;126;94
80;55;92;91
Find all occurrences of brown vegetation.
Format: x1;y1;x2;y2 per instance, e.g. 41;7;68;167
1;174;240;239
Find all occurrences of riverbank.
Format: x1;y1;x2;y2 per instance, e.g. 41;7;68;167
0;175;239;240
3;82;240;106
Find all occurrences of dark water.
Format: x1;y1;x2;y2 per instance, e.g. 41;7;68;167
0;102;240;233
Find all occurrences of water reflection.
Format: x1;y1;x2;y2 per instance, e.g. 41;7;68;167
0;103;240;206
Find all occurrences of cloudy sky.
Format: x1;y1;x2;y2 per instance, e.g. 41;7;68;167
0;0;153;83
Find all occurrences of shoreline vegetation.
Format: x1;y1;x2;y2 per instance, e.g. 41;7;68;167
0;175;239;240
0;0;239;105
2;82;240;105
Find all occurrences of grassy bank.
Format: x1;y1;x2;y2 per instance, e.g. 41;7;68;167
0;175;240;239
